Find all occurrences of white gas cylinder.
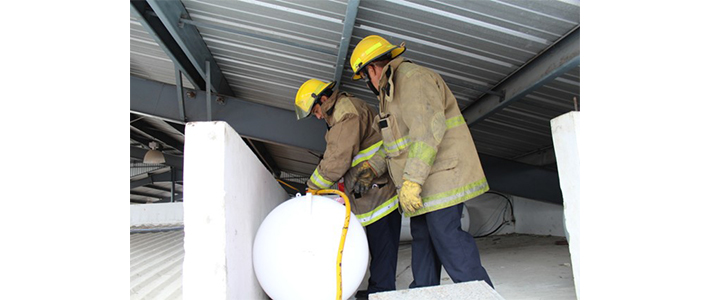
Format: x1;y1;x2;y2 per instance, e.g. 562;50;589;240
253;193;369;300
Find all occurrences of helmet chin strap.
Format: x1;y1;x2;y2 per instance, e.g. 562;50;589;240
362;69;380;96
366;79;379;96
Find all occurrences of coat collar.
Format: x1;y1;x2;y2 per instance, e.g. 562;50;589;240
321;89;342;127
378;56;407;101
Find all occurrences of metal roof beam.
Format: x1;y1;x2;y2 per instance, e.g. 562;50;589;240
130;119;184;152
145;0;235;96
143;184;173;193
462;28;580;127
130;132;152;149
131;76;327;152
131;171;183;189
130;1;205;90
131;75;560;202
333;0;360;89
130;190;165;199
130;192;183;203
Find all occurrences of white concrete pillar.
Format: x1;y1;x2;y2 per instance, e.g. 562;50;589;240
551;111;580;300
182;121;287;300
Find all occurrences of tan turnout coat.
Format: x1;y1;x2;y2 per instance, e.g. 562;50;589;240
374;57;490;217
307;91;398;226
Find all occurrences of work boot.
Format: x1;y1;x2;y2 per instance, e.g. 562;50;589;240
355;290;369;300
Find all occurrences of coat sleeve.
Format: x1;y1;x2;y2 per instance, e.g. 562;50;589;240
308;114;362;189
399;71;447;185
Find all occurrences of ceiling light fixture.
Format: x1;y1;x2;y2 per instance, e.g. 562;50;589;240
143;141;166;164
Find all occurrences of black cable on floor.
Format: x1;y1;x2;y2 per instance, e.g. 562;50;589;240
474;191;515;238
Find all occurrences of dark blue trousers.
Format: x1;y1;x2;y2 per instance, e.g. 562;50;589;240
365;209;402;294
409;203;493;288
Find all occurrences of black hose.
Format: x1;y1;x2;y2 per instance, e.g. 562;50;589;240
473;191;514;238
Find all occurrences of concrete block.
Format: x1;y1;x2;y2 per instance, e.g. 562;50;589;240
551;111;580;300
182;121;287;300
369;281;504;300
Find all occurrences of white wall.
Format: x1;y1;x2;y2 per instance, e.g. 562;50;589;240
510;196;565;237
130;202;183;227
465;192;565;237
182;121;287;300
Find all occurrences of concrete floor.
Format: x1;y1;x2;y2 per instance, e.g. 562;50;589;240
354;234;576;300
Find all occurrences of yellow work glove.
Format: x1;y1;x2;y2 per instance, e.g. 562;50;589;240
353;161;376;194
399;180;423;213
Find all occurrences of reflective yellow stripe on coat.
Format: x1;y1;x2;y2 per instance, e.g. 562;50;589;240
382;115;466;156
405;178;489;218
351;141;383;167
309;168;334;189
355;195;398;226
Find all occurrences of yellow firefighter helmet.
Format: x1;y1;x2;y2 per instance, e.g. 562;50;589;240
349;35;406;81
294;79;335;120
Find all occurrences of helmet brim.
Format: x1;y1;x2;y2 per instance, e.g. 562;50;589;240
351;45;406;81
295;105;313;120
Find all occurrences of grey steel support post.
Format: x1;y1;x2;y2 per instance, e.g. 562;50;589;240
170;166;176;202
175;67;186;122
333;0;360;89
206;60;212;121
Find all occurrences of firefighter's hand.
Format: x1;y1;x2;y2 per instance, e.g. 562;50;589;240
399;180;423;213
353;161;376;194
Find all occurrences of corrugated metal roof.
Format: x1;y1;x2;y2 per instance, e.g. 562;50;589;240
130;230;184;300
180;0;346;111
341;0;580;109
130;15;196;90
130;0;580;180
266;141;321;176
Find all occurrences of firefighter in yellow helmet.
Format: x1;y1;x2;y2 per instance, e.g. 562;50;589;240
295;78;401;298
350;35;494;289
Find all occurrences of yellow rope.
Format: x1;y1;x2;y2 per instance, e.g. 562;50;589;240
313;189;350;300
276;179;300;192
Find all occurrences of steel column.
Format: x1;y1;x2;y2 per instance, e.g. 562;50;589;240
206;60;212;121
175;67;186;121
333;0;360;89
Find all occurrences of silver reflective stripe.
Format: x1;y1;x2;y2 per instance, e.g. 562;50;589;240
383;115;464;155
309;168;334;189
351;141;383;167
384;136;410;153
422;179;489;208
356;195;399;226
